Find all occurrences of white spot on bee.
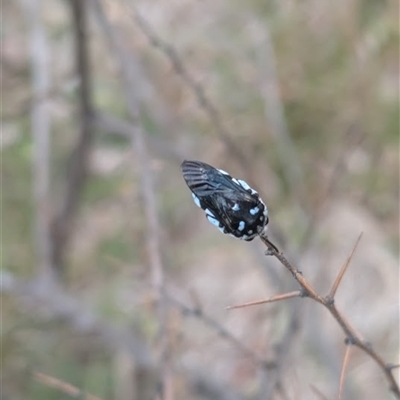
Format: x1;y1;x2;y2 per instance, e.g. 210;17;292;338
232;203;240;211
217;168;229;175
205;208;214;217
231;178;239;184
249;206;259;215
241;234;249;240
238;179;251;190
248;230;253;234
219;226;226;234
238;179;258;195
238;221;245;231
206;214;220;227
192;193;201;208
260;215;264;221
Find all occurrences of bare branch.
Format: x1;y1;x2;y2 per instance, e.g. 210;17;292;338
328;232;363;299
257;231;400;397
227;290;302;310
338;345;352;400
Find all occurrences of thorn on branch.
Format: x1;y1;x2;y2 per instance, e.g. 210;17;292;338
226;291;302;310
338;344;352;400
328;232;363;299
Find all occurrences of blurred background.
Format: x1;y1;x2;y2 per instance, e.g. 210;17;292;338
2;0;399;399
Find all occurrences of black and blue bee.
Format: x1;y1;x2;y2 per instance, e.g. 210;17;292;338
181;160;268;241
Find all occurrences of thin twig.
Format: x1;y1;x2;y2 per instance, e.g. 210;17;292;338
328;232;363;299
338;345;352;400
227;290;302;310
258;232;400;398
33;371;103;400
50;0;94;275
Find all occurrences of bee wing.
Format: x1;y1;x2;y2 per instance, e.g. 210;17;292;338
181;160;254;201
181;160;220;197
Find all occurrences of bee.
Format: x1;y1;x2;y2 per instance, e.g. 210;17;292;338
181;160;268;241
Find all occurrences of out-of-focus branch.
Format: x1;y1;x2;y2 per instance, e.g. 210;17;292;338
298;126;365;252
50;0;94;275
163;289;275;369
255;301;301;400
188;372;246;400
129;7;252;178
91;0;167;395
22;0;53;280
92;110;185;162
252;17;306;210
91;0;163;300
